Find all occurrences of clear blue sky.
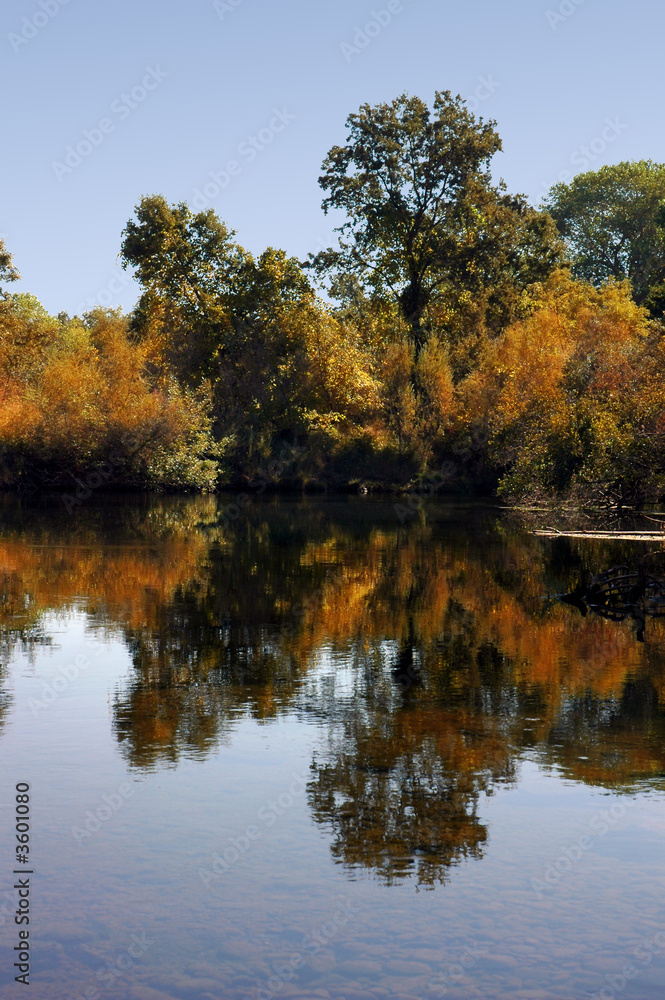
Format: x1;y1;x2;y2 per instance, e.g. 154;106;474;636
2;0;663;315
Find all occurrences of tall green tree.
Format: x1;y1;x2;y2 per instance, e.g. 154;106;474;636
120;196;317;456
120;196;314;387
120;195;249;383
310;91;562;351
544;160;665;314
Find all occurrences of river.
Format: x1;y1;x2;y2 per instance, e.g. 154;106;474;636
0;494;664;999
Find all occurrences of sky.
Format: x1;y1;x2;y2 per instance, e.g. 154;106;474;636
2;0;664;316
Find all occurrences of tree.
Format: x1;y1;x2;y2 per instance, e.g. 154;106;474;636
120;195;249;383
120;195;247;301
544;160;665;314
457;270;662;505
0;298;220;489
310;91;562;351
121;196;338;463
0;237;20;297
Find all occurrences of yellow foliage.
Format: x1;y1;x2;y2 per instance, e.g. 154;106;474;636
298;306;381;421
0;302;219;489
3;503;663;784
380;340;417;455
415;337;455;449
455;269;659;499
0;384;41;444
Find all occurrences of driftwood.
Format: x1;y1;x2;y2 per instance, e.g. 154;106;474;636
559;565;665;641
535;530;665;541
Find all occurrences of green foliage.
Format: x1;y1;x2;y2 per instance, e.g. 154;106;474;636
121;197;387;479
120;194;247;299
311;90;563;350
120;194;248;384
545;160;665;314
0;238;20;297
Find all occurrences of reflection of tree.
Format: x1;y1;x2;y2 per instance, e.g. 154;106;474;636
0;652;10;732
0;494;216;632
113;671;236;768
540;674;665;790
308;704;514;887
2;495;665;801
110;505;337;766
0;494;219;753
559;562;665;641
0;565;51;658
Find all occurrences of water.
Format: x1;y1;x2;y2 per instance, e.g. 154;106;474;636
0;494;664;1000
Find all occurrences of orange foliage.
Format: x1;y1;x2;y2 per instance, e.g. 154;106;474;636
1;499;664;784
0;300;219;489
455;269;663;500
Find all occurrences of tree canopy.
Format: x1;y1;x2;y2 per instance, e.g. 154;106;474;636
545;160;665;315
310;90;563;349
2;94;665;506
120;195;248;383
0;237;20;297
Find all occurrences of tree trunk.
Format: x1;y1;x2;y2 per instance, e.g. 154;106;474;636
399;281;429;355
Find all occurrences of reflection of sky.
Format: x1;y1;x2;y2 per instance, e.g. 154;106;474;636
5;612;132;772
1;616;665;999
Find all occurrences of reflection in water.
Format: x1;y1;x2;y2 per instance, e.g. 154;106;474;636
560;559;665;641
1;496;665;886
308;703;514;887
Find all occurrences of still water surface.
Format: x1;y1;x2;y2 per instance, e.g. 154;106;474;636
0;495;664;1000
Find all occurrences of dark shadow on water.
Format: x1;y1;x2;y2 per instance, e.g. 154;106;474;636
558;556;665;641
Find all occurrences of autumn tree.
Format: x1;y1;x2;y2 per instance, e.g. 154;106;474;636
120;196;385;474
545;160;665;314
457;270;665;505
310;90;563;351
0;300;220;489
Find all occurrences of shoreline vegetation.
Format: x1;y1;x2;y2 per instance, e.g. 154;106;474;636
2;91;665;510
